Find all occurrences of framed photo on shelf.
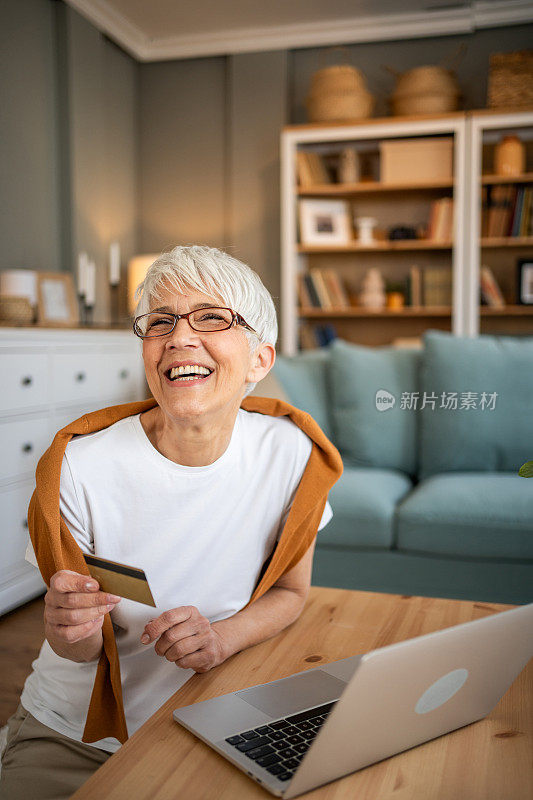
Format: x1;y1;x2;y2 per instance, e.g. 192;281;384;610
298;199;352;246
36;272;79;326
517;259;533;304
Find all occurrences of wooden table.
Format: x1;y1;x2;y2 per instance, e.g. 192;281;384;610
72;587;532;800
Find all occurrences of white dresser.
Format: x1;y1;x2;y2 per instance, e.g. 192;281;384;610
0;327;148;616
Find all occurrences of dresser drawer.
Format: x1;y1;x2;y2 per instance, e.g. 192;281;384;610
0;353;49;413
51;352;103;404
0;482;35;581
0;416;52;482
102;351;144;401
53;401;110;433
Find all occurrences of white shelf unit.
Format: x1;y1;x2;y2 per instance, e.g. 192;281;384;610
280;115;468;356
466;110;533;338
0;327;147;616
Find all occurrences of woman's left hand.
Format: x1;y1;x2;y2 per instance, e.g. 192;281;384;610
140;606;227;673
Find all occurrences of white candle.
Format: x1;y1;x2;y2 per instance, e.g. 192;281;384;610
77;252;88;297
109;242;120;286
85;260;96;307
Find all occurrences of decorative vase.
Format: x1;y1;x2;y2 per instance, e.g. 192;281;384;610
359;268;386;309
355;216;378;245
494;135;525;176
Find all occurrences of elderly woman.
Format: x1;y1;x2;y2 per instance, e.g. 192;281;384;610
0;245;341;800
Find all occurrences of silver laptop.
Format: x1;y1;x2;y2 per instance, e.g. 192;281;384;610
173;602;533;798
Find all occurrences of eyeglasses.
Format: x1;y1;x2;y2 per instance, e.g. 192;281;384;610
133;307;257;338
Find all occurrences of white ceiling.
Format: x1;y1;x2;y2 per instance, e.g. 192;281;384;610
63;0;533;61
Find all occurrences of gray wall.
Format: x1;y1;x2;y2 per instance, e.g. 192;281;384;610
60;4;139;323
0;0;60;271
138;57;227;253
0;0;138;323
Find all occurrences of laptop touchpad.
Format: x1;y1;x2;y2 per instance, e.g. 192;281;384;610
235;670;347;718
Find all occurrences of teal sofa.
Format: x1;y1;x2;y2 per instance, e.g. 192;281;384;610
273;330;533;605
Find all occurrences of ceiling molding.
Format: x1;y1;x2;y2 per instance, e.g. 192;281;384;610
63;1;533;62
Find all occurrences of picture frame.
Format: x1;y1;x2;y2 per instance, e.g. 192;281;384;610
36;272;79;326
517;259;533;305
298;199;353;246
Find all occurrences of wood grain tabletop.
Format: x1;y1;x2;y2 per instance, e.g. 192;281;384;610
71;587;531;800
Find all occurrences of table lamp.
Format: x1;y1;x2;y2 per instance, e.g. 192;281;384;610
127;255;159;315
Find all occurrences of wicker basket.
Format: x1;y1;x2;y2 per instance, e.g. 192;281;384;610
0;295;34;324
487;50;533;110
390;66;460;116
306;65;374;122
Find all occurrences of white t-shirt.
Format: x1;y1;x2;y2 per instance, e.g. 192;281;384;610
22;409;332;753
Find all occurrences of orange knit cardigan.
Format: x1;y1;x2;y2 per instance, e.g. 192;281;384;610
27;396;343;745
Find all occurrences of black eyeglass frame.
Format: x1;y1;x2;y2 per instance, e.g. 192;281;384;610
133;307;257;339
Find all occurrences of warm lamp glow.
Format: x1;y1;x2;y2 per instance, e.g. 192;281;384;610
127;254;159;314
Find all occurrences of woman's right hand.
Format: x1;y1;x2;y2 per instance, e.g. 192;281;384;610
45;570;121;644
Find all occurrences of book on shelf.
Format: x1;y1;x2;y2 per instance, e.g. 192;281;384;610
520;187;532;237
322;268;351;308
422;266;452;306
296;151;331;187
297;273;312;307
479;265;505;307
481;184;533;239
299;269;350;310
310;267;334;309
300;273;321;307
427;197;453;242
407;265;422;307
315;323;338;347
298;321;319;350
298;321;338;349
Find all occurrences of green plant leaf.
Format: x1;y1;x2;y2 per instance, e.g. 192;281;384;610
518;460;533;478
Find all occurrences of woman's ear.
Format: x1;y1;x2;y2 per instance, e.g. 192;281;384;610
246;342;276;383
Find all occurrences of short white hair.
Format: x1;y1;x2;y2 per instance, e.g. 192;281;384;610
133;245;278;398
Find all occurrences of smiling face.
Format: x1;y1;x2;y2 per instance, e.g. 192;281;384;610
141;281;274;427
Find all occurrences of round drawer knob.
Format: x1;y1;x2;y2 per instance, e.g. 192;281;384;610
22;443;34;453
119;369;130;380
21;376;33;386
75;372;86;382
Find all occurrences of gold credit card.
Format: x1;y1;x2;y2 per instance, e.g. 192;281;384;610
83;554;156;607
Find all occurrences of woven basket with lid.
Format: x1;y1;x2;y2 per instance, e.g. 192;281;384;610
0;295;34;324
306;64;374;122
390;65;460;116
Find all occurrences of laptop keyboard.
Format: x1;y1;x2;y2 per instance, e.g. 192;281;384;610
224;701;337;782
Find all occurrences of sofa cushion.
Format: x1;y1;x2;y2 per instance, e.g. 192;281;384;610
396;472;533;560
273;347;333;440
419;329;533;479
329;338;421;477
323;466;413;549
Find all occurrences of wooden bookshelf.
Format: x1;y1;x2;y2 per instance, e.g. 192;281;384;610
480;236;533;248
299;306;452;318
297;241;453;253
479;305;533;315
481;172;533;185
282;110;533;354
297;180;454;196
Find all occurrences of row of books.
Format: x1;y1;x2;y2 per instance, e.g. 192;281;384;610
298;265;509;310
299;266;454;309
299;322;338;349
481;184;533;239
406;266;451;306
479;265;505;306
296;151;332;186
298;268;351;309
